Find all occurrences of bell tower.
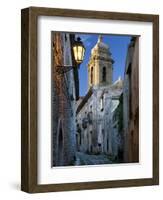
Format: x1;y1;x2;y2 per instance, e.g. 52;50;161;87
88;35;114;88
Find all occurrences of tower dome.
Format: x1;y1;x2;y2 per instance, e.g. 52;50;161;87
91;35;113;63
91;35;108;53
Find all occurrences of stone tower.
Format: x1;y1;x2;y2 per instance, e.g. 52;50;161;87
88;35;114;88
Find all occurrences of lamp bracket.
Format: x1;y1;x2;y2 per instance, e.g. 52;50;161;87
56;65;74;75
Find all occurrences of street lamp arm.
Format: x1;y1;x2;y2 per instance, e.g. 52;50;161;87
56;65;74;75
55;36;85;75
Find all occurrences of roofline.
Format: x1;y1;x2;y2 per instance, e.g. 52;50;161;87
76;87;93;114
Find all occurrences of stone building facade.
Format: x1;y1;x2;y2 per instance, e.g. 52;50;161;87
52;33;79;166
76;36;123;159
123;37;139;163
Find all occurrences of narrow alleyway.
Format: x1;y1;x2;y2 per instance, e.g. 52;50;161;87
75;152;113;165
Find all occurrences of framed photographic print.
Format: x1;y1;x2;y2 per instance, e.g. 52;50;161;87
21;7;159;193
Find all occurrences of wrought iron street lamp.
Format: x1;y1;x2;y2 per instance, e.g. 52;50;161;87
72;37;85;65
56;37;85;74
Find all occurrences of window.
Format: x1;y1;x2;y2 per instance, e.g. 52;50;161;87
100;95;104;111
107;138;109;152
102;67;106;82
127;63;132;119
91;67;93;84
65;34;67;41
79;132;81;145
98;143;101;147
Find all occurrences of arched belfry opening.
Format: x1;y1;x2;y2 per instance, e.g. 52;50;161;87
91;66;93;84
102;66;106;82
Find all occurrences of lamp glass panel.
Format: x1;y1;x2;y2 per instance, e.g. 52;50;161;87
73;46;78;62
77;46;83;62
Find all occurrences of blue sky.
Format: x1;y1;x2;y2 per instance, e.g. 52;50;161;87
76;34;131;96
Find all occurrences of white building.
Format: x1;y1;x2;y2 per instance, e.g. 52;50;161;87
76;36;123;159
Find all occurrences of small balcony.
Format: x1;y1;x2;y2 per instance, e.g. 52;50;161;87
82;118;88;129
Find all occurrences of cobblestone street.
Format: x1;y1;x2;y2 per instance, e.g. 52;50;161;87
75;152;113;165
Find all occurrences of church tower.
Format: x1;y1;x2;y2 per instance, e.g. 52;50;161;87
88;35;114;88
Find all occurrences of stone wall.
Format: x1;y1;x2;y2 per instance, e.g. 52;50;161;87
123;37;139;163
52;33;77;166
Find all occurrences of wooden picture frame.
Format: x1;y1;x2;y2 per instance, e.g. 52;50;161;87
21;7;159;193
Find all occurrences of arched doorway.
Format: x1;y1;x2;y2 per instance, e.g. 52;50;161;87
57;119;64;166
